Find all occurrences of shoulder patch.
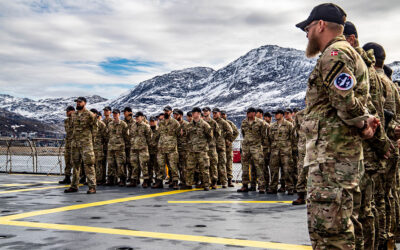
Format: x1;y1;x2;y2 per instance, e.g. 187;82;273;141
330;50;339;56
324;61;345;87
334;73;354;90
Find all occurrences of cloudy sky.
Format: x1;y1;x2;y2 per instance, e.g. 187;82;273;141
1;0;399;100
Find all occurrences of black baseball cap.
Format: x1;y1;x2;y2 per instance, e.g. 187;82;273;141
66;106;75;112
173;109;183;115
296;3;347;31
187;111;192;117
163;106;172;112
103;106;111;111
246;107;256;113
192;107;202;113
273;109;285;115
264;112;272;118
212;107;221;113
343;21;358;38
285;108;293;113
74;97;87;103
149;116;157;121
112;109;120;114
363;42;386;61
202;107;211;112
123;107;132;113
256;108;263;114
90;108;98;114
134;111;144;117
221;110;227;115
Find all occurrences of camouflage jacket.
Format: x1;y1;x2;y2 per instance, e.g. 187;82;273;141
149;126;159;154
102;117;113;145
269;119;294;149
261;119;270;150
241;117;266;149
64;117;73;148
177;120;189;152
124;117;135;148
294;110;305;156
70;108;97;147
93;120;107;152
204;117;220;148
130;121;151;151
155;118;180;153
225;119;239;148
304;36;370;188
186;119;213;152
214;117;233;151
107;120;129;150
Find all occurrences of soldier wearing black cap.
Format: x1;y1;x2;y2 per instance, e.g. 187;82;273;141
237;107;267;193
202;107;220;189
221;110;240;187
148;116;159;185
101;106;113;183
297;4;378;249
64;97;98;194
92;109;107;185
186;111;193;123
59;106;75;184
122;107;134;183
173;109;189;185
284;109;294;124
255;109;271;191
263;112;272;124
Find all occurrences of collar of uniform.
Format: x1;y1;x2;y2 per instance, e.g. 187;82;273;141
321;35;346;55
375;68;384;74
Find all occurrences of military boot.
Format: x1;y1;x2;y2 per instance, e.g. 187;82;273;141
127;180;137;187
228;178;234;187
118;178;126;187
292;192;306;205
86;188;96;194
267;189;277;194
172;181;179;190
278;186;286;193
249;185;257;191
142;179;149;188
204;186;210;191
195;182;203;188
64;187;78;193
105;177;115;186
211;181;217;190
237;184;249;193
59;176;71;184
287;189;294;195
152;179;163;189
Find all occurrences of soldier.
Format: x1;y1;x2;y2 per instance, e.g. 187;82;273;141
106;109;129;186
59;106;75;184
152;106;180;189
221;110;239;187
267;109;294;195
212;108;233;188
202;107;220;189
64;97;97;194
148;116;159;185
123;107;135;183
173;109;189;186
237;107;266;193
256;109;271;191
92;110;107;185
284;109;294;124
184;107;213;191
292;109;307;205
186;111;193;123
102;106;113;184
128;112;152;188
296;4;379;248
264;112;272;125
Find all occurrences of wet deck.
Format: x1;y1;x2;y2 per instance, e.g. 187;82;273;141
0;174;311;249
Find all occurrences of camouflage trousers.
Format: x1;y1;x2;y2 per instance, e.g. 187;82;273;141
307;161;363;250
64;145;72;176
70;145;96;189
178;150;187;184
269;148;293;192
130;148;149;181
217;148;228;185
292;149;298;189
263;147;270;189
94;145;104;182
107;149;126;180
384;153;399;244
102;145;108;181
186;151;210;187
208;147;218;183
125;147;133;180
226;145;234;180
148;153;157;182
241;145;265;190
157;151;179;182
295;151;307;193
373;172;387;249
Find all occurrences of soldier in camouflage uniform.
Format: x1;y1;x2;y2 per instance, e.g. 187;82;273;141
148;117;159;184
237;107;266;193
123;107;135;183
292;109;307;205
212;108;233;188
152;106;180;189
128;112;152;188
255;109;271;191
106;109;129;187
59;106;75;184
183;107;213;191
64;97;97;194
221;110;239;187
173;109;189;186
296;4;380;248
267;109;294;194
202;107;220;189
186;111;193;123
102;106;113;184
264;112;272;125
92;110;107;185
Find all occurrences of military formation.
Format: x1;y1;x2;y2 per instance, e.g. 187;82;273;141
57;2;400;249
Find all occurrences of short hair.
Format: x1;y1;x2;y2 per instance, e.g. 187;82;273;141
325;21;344;35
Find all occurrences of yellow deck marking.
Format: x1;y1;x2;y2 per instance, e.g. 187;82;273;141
0;181;58;187
168;200;293;204
0;221;311;250
0;184;82;194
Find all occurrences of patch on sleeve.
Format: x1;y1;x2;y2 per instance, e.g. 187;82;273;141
334;73;354;90
324;61;345;87
330;50;339;56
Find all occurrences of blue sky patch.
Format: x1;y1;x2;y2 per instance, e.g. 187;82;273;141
99;58;163;76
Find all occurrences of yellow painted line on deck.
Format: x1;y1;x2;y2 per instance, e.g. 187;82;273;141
0;184;83;194
168;200;293;204
0;181;58;187
0;220;311;250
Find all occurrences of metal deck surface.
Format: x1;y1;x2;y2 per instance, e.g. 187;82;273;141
0;174;312;249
